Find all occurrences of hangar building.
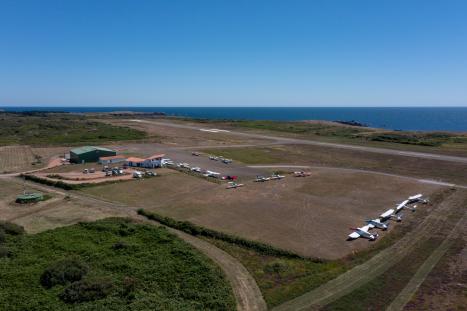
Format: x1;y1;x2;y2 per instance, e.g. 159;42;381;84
70;146;116;163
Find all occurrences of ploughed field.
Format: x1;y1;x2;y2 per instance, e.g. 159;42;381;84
81;168;440;259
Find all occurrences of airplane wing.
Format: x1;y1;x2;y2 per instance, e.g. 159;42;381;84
360;225;372;232
396;200;409;211
348;232;360;239
380;209;395;218
408;194;422;200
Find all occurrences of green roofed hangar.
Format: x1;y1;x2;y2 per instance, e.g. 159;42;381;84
70;146;116;163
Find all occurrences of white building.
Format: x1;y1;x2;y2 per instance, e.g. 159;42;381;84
98;155;127;165
126;154;165;168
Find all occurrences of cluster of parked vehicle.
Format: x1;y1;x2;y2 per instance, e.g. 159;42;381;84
132;170;156;178
102;166;125;177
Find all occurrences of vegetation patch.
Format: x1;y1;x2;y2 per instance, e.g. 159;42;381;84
322;238;443;311
0;112;147;146
21;174;132;190
204;237;346;307
0;218;235;310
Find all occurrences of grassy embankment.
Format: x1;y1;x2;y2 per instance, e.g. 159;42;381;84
0;112;147;146
137;187;449;310
0;218;235;310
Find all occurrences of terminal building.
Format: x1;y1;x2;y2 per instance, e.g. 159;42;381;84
70;146;116;163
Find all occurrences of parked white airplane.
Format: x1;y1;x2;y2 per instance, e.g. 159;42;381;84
380;209;402;222
255;175;270;182
203;170;220;178
226;182;244;189
365;219;389;230
396;199;416;213
348;225;379;241
270;174;285;180
407;194;429;204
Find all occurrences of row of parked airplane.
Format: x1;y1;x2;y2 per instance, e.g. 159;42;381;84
348;194;429;241
255;174;285;182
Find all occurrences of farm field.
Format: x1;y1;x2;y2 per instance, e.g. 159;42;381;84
81;167;440;259
0;218;235;310
0;145;38;173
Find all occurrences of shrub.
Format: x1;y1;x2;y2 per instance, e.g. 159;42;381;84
111;241;128;250
40;258;88;289
0;246;11;258
120;276;138;299
264;260;289;274
0;230;6;243
0;221;25;236
59;277;114;303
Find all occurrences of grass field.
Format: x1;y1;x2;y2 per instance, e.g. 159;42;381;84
0;112;147;146
0;218;235;310
201;145;467;185
137;188;452;308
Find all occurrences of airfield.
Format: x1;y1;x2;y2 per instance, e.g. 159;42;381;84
1;115;466;310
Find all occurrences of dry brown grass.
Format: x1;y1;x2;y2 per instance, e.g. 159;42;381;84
81;167;440;259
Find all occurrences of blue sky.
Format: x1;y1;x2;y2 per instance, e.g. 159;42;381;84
1;0;466;107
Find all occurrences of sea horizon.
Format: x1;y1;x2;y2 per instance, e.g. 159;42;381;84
2;106;467;132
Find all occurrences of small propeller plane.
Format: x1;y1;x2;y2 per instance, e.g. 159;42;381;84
407;194;429;204
365;219;389;230
226;182;244;189
255;175;270;182
270;173;285;180
396;199;417;213
348;225;379;241
294;171;311;177
380;208;402;222
203;170;220;178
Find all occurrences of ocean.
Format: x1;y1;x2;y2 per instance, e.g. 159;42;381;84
2;107;467;132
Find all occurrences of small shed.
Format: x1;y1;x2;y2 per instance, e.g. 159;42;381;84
16;193;43;204
70;146;116;163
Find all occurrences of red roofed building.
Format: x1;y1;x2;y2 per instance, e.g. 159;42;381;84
126;154;165;168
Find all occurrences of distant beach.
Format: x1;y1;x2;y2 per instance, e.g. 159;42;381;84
2;107;467;132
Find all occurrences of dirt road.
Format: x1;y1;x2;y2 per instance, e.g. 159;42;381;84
272;190;466;311
129;119;467;164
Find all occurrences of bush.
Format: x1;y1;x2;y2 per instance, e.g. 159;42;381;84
111;241;128;250
264;260;289;274
0;230;6;243
40;258;88;289
59;277;114;303
0;221;25;236
120;276;138;299
0;246;11;258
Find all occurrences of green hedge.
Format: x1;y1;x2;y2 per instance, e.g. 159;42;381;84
21;174;129;190
138;209;315;260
